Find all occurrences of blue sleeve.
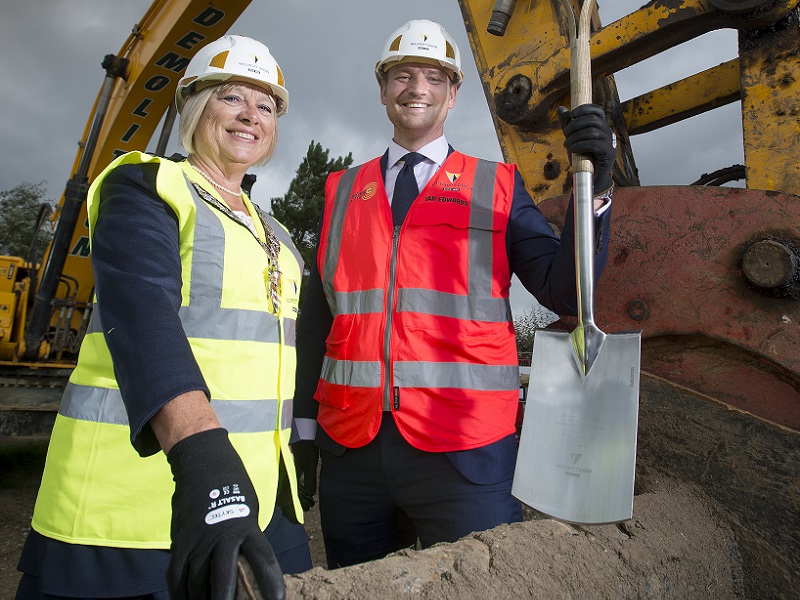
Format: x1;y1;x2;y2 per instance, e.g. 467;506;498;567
507;170;610;316
91;162;209;456
292;214;331;422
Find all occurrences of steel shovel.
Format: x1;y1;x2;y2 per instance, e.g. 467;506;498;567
512;0;641;524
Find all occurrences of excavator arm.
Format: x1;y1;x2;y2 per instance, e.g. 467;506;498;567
457;0;800;430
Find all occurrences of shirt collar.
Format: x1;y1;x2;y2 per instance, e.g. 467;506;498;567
387;135;449;169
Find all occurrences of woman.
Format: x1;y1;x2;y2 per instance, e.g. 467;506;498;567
16;35;309;600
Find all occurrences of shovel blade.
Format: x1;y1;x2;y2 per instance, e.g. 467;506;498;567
512;329;641;524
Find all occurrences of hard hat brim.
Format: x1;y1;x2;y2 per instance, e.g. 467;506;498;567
375;57;463;87
176;75;289;116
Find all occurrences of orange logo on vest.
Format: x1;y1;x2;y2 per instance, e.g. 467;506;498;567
350;181;378;201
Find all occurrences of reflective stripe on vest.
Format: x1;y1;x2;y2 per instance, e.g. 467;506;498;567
322;167;359;306
183;181;296;345
59;383;294;432
321;357;518;392
86;300;294;344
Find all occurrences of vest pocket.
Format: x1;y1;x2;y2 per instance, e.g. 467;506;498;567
315;372;349;410
316;314;355;410
326;313;355;355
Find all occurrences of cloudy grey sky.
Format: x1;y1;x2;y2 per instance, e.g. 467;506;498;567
0;1;740;315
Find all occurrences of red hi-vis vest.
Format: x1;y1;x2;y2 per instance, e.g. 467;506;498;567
315;151;520;452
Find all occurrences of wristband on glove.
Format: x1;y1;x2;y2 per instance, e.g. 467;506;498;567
167;428;256;527
167;428;285;600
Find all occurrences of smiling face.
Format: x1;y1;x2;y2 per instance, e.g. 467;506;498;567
380;62;458;151
192;82;278;171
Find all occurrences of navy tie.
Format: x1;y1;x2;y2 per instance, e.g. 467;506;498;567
391;152;424;226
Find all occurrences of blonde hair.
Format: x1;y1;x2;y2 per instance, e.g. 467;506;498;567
178;82;279;167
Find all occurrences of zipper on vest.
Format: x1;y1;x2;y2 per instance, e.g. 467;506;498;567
383;226;402;411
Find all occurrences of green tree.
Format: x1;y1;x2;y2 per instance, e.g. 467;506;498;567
270;141;353;277
0;181;54;263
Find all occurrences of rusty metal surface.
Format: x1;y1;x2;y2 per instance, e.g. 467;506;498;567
740;9;800;193
539;186;800;431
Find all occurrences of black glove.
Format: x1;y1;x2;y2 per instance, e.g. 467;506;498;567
557;104;616;195
166;428;285;600
290;440;319;511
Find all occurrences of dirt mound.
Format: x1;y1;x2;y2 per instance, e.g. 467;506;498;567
284;480;742;599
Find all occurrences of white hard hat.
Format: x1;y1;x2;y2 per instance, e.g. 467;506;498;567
176;35;289;116
375;19;463;87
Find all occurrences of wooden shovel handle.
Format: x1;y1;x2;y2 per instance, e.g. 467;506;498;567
570;0;595;175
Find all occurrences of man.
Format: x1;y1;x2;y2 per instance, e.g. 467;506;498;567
291;19;616;568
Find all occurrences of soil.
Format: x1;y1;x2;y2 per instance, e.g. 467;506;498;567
283;480;744;600
0;443;739;600
0;442;42;600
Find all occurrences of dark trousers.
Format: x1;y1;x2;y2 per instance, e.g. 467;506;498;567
319;417;522;568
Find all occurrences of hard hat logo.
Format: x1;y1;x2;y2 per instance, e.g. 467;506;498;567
176;35;289;116
410;39;436;52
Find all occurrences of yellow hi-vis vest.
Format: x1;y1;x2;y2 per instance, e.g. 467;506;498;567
31;152;304;549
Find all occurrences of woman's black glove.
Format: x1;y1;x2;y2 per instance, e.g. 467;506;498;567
290;440;319;511
557;104;616;194
166;428;285;600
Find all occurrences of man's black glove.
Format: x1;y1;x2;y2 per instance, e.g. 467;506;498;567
166;428;285;600
557;104;616;195
290;440;319;511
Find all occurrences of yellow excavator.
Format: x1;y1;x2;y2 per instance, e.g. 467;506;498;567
0;1;797;595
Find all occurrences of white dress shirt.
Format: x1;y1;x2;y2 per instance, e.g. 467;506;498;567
384;136;450;205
